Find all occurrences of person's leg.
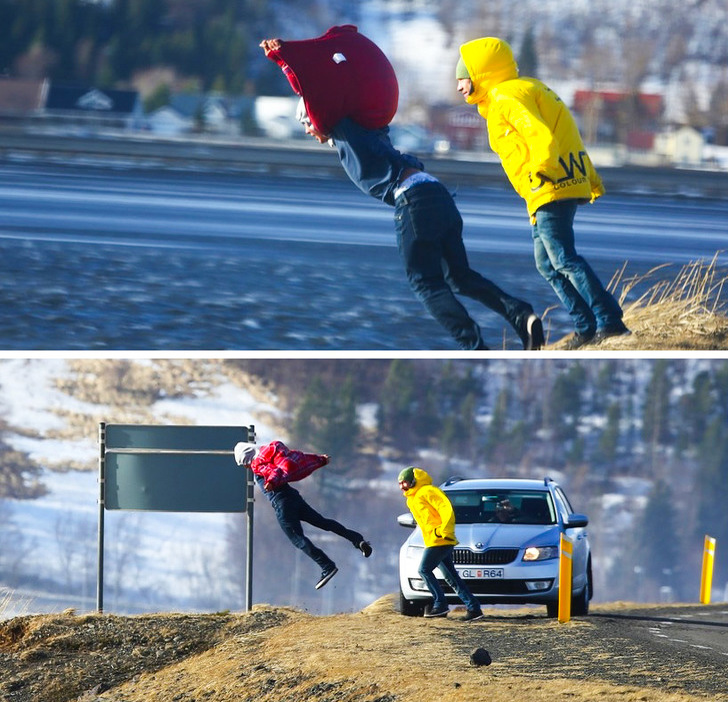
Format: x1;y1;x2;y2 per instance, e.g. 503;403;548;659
436;189;543;349
272;491;335;571
437;552;482;613
418;545;451;614
395;185;486;350
297;499;369;553
532;214;596;338
534;201;625;333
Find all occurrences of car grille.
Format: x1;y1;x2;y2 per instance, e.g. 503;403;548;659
453;548;519;565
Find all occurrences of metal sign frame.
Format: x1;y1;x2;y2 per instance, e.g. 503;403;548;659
97;422;256;613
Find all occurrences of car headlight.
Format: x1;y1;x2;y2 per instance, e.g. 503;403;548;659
522;545;559;561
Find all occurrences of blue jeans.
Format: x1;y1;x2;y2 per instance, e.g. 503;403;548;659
395;181;533;350
271;486;363;571
532;200;623;336
418;545;481;612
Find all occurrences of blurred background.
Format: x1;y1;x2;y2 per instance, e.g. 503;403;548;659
0;0;727;168
1;357;727;616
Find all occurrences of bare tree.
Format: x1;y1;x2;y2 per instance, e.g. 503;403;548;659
0;500;35;587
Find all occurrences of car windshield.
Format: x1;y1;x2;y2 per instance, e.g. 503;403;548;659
447;490;556;525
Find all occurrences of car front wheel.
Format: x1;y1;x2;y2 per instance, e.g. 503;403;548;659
399;588;427;617
571;584;590;616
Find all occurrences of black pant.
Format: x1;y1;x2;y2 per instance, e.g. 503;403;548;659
394;181;533;350
271;486;363;570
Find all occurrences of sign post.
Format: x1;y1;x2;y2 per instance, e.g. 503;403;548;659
558;534;573;623
97;422;255;613
700;535;716;605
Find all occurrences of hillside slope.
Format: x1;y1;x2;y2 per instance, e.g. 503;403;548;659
547;259;728;351
1;597;725;702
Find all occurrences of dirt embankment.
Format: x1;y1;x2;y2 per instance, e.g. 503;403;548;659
1;597;726;702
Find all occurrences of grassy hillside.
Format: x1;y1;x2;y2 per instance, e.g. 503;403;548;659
1;596;722;702
548;257;728;350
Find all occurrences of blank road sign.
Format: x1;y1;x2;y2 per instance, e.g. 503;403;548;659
105;424;250;452
105;452;246;512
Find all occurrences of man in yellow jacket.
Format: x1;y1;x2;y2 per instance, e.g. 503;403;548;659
398;466;483;620
456;37;630;349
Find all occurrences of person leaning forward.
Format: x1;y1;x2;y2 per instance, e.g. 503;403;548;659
398;466;484;621
235;440;372;590
260;27;544;351
456;37;631;349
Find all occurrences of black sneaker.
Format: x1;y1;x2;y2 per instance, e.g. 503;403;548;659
423;604;449;618
593;325;632;344
358;541;372;558
562;332;595;350
315;566;338;590
461;609;484;622
517;313;545;350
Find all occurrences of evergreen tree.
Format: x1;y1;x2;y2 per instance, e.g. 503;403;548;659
547;364;586;440
676;370;714;451
636;480;681;597
642;360;673;472
377;360;418;451
518;26;538;76
291;376;358;466
694;417;728;584
596;401;621;464
486;388;508;453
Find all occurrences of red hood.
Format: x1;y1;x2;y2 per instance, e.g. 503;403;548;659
267;25;398;135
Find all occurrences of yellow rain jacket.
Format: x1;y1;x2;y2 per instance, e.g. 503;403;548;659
459;37;604;222
402;468;458;547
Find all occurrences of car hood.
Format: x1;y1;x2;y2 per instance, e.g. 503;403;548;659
407;523;560;549
456;523;560;549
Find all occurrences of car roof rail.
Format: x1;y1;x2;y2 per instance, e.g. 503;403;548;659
544;476;555;486
442;475;466;487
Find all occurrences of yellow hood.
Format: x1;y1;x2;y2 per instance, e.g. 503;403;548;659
402;467;432;497
459;37;518;110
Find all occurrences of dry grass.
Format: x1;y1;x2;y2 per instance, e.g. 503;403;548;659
1;597;724;702
548;255;728;350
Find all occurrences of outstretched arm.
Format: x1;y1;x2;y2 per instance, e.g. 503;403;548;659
259;36;305;105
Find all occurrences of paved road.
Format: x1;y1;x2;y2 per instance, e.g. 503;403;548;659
1;161;727;349
592;604;728;662
452;603;728;699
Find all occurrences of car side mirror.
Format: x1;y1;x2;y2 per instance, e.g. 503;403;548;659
397;513;416;528
565;513;589;529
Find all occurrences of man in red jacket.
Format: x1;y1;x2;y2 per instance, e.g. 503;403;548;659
234;440;372;589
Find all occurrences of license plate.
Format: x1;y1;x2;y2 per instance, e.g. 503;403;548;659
458;567;504;579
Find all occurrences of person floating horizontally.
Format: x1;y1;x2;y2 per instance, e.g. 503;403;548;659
234;440;372;590
398;466;484;621
456;37;631;349
259;26;544;351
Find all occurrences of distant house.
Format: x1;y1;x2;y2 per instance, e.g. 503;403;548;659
0;78;45;120
146;105;193;136
428;103;487;152
253;96;301;139
147;93;254;136
40;83;143;130
654;126;705;166
572;89;663;146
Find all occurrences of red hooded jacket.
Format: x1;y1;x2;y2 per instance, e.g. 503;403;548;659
250;440;328;490
266;25;399;136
